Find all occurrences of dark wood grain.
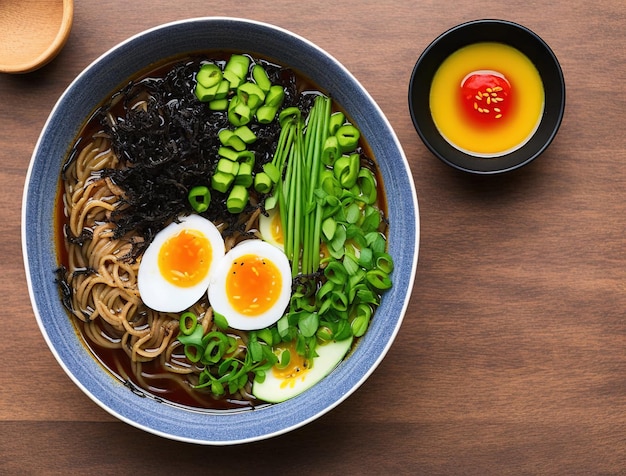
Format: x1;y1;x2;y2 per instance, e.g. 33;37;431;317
2;0;625;474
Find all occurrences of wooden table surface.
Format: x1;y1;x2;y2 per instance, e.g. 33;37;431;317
2;0;625;474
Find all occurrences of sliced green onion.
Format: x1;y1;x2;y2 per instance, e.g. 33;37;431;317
227;184;249;213
334;153;360;189
375;252;394;274
196;63;222;88
324;261;347;285
256;105;279;124
262;162;281;183
361;206;381;233
195;83;217;102
329;112;346;135
227;96;251;126
184;343;204;363
278;107;301;126
201;331;230;365
179;312;198;336
234;125;257;144
322;136;341;166
252;64;272;92
218;146;239;161
224;54;250;88
211;171;235;193
366;269;392;290
357;168;377;204
214;80;231;99
265;85;285;107
218;130;246;151
238;81;266;109
234;161;253;187
188;185;211;213
217;158;239;176
322;216;337;241
336;124;360;153
351;303;373;337
345;202;361;224
365;231;387;253
254;172;273;194
209;98;229;111
357;247;374;269
342;253;360;276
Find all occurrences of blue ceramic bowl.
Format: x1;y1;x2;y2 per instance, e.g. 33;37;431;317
22;18;419;445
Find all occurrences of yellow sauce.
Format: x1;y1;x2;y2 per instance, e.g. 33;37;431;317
430;42;544;157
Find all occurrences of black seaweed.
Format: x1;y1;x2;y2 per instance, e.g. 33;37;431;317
93;57;310;259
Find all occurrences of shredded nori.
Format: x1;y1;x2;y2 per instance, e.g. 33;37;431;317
80;55;314;260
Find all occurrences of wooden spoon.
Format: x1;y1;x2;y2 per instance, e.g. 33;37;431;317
0;0;73;74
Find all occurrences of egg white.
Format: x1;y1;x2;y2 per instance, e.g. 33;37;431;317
252;337;353;403
207;239;291;331
137;215;225;313
258;207;284;250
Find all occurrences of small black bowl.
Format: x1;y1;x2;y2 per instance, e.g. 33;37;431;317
408;19;565;174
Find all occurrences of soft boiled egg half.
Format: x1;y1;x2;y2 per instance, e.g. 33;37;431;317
258;207;284;250
208;239;292;331
252;337;353;403
138;215;225;313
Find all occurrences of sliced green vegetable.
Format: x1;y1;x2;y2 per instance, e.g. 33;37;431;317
254;172;273;194
218;130;247;151
211;171;235;193
196;63;223;88
334;153;360;189
234;161;253;187
224;54;250;88
209;98;229;111
252;64;272;93
188;185;211;213
329;111;345;135
265;85;285;107
218;146;239;161
336;124;361;153
217;158;239;176
227;184;249;213
179;312;198;336
234;125;257;144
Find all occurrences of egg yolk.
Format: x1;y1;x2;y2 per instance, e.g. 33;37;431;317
158;229;211;287
226;254;283;316
460;71;512;126
272;342;309;389
269;211;284;246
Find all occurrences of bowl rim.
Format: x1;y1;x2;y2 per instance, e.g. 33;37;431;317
408;18;566;174
21;16;420;445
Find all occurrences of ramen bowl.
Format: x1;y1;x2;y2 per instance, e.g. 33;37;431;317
408;19;565;174
22;18;419;445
